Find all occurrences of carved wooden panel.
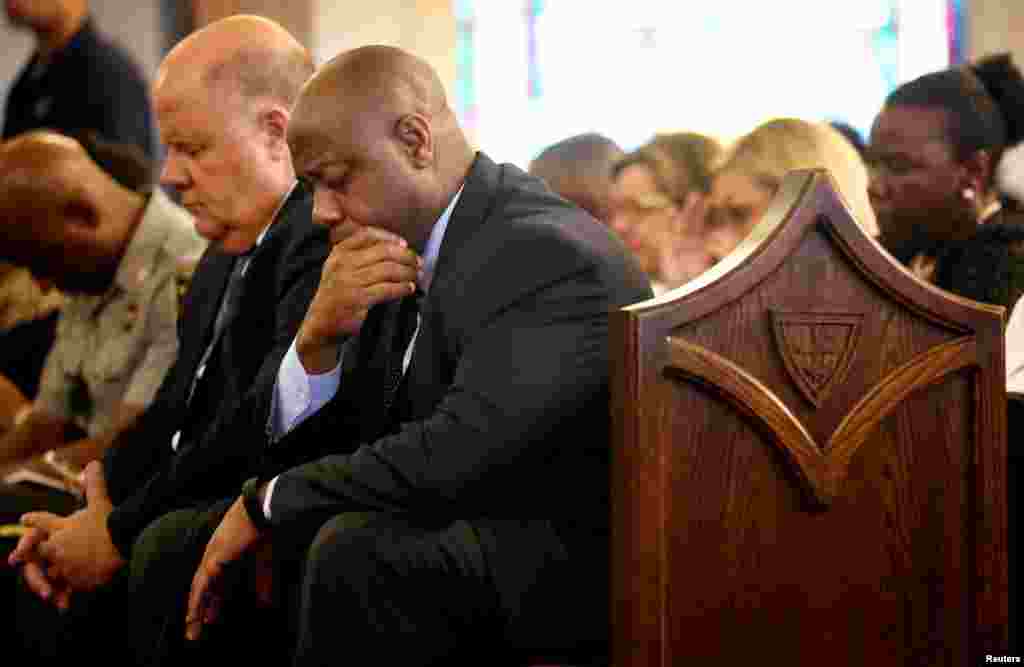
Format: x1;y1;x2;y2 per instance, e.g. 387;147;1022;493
611;170;1008;667
769;310;863;408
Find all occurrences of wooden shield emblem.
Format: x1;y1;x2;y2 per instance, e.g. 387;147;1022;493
770;311;863;407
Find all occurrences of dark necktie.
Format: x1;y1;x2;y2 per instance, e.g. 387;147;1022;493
380;289;423;417
185;254;251;410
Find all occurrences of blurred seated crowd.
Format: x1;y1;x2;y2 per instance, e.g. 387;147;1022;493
532;53;1024;313
1;1;1023;664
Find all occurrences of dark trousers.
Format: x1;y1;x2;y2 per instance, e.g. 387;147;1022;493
129;499;296;666
2;481;83;664
7;497;238;667
9;554;133;666
137;512;606;666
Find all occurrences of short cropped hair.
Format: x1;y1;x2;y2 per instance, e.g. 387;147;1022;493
529;133;624;220
202;45;316;109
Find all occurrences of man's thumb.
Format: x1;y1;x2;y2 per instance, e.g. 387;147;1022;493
83;461;109;506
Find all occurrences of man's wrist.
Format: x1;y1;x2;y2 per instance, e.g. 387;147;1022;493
296;331;344;375
241;477;273;531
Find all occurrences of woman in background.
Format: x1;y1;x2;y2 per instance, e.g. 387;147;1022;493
609;132;722;292
703;117;877;264
868;53;1024;311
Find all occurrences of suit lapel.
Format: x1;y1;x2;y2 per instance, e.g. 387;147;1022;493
187;251;235;369
392;153;501;422
213;185;312;359
431;153;500;294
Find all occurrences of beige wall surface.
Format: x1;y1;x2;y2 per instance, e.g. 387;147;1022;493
192;0;313;49
968;0;1024;67
190;1;457;107
314;0;456;104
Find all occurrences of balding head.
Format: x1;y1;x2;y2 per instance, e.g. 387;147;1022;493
154;15;313;254
289;45;473;249
299;45;449;123
0;131;90;209
157;15;313;116
0;131;145;291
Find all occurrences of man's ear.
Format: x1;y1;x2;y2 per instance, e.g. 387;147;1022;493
394;114;433;168
60;195;101;249
260;106;292;162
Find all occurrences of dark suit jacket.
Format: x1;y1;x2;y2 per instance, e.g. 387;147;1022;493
264;153;651;599
103;185;328;557
931;208;1024;311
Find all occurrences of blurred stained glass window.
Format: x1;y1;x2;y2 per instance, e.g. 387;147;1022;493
455;0;959;167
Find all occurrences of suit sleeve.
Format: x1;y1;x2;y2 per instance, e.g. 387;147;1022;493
267;229;630;526
106;223;327;557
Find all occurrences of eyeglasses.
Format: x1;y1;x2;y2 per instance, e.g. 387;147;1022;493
613;192;678;215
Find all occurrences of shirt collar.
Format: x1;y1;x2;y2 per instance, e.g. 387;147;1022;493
251;180;299;252
419;184;464;293
112;189;177;293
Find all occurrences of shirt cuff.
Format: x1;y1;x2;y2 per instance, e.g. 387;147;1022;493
262;475;279;519
270;338;344;442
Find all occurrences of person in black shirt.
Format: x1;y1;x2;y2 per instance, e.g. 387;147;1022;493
3;0;156;160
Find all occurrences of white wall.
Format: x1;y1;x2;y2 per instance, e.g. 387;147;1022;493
0;0;162;129
314;0;456;104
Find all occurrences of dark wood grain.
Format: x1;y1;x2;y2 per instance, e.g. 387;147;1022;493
611;170;1009;666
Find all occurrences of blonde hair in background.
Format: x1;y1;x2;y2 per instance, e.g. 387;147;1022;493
717;118;878;237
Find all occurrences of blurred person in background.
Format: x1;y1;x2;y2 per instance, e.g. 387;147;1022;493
610;132;722;293
0;263;62;333
703;117;877;263
868;53;1024;311
0;264;64;407
0;130;203;527
3;0;156;159
529;132;624;224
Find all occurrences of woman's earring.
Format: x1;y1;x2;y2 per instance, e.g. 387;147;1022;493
962;187;976;201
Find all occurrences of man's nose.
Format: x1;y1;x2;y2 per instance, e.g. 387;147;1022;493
704;227;734;263
312;186;345;227
160;154;188;189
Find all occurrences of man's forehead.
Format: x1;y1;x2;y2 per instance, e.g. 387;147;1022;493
153;59;214;110
289;106;353;164
290;135;344;174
